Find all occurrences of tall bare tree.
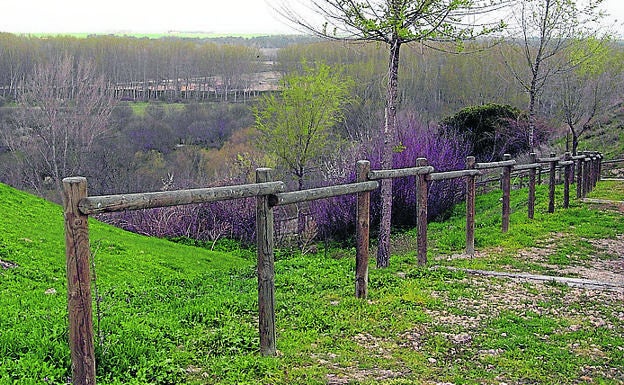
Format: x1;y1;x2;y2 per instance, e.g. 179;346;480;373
554;38;624;155
277;0;509;267
4;55;115;198
503;0;607;150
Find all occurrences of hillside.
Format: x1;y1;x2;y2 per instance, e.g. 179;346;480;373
574;101;624;158
1;182;624;384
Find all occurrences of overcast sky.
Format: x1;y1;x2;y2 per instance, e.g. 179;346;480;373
0;0;622;36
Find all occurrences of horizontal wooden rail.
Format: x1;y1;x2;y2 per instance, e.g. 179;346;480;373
79;181;285;214
538;156;560;163
429;169;480;181
272;181;379;206
602;159;624;165
559;160;574;166
572;155;587;160
513;163;540;171
474;160;516;169
368;165;434;180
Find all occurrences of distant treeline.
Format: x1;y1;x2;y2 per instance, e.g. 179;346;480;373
2;33;621;121
0;33;318;103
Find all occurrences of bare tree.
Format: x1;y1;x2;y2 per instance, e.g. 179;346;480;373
554;38;624;155
502;0;607;150
276;0;509;267
4;55;115;198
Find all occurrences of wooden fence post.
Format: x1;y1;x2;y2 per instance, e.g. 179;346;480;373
466;156;476;256
563;152;571;209
501;154;512;233
548;153;557;213
528;153;536;220
355;160;370;299
62;177;96;385
587;153;594;193
416;158;429;265
597;153;603;182
256;168;276;356
591;153;599;190
582;152;590;198
576;155;584;199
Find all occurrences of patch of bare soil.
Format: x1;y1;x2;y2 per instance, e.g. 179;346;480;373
314;347;410;385
0;259;17;269
436;234;624;287
516;234;624;286
579;237;624;283
419;276;624;384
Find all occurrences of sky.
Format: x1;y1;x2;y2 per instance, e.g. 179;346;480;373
0;0;622;36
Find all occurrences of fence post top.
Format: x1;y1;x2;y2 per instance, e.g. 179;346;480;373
63;176;87;184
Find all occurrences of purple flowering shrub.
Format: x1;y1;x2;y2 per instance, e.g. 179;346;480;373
310;117;470;240
99;178;258;245
391;117;469;226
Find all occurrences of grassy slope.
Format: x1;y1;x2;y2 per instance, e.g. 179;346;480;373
1;181;624;384
0;183;252;383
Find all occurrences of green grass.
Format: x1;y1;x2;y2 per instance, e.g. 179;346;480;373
1;181;623;384
424;182;624;272
587;179;624;201
127;101;187;117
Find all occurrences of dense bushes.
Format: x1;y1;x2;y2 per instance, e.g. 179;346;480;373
440;103;552;161
0;101;255;197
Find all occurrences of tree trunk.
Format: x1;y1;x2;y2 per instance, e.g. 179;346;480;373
526;0;551;151
377;37;401;268
572;134;579;157
527;85;537;151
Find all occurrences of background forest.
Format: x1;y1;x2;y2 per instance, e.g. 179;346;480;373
0;33;623;245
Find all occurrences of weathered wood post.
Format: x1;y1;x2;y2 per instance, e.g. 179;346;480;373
528;153;537;220
256;168;276;356
62;177;96;385
591;153;599;190
501;154;512;233
563;152;572;209
416;158;429;265
355;160;371;299
466;156;476;256
548;153;557;213
587;152;594;193
597;153;603;183
582;152;590;198
576;154;584;199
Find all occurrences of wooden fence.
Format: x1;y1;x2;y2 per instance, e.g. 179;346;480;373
62;150;603;384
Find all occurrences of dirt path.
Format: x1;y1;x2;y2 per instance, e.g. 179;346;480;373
448;267;624;292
